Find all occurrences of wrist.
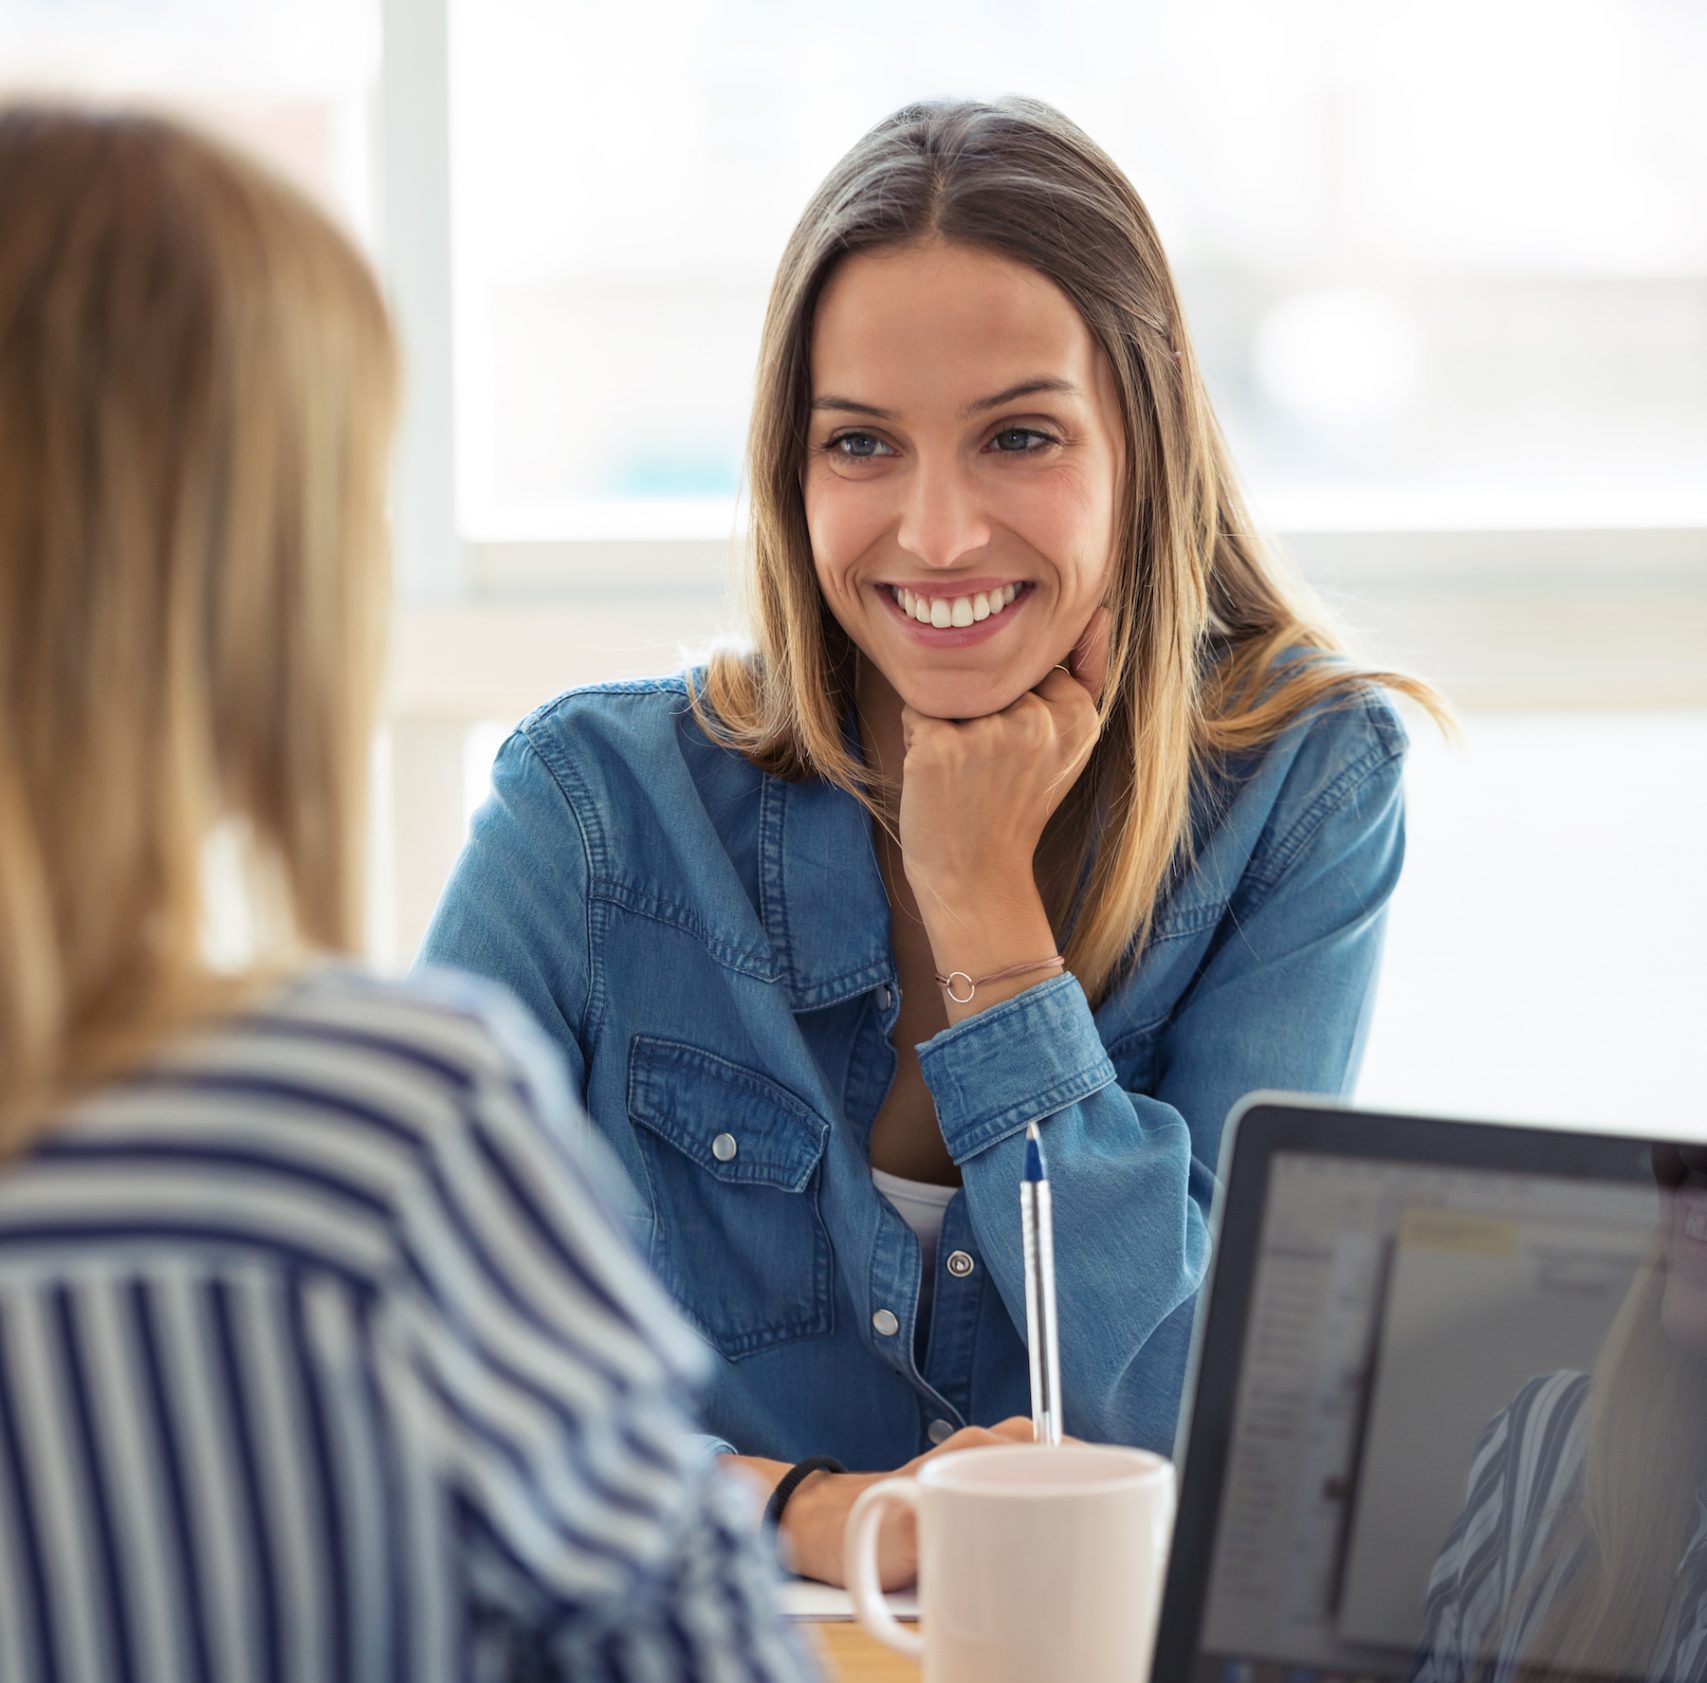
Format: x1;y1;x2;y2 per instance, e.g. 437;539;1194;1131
936;954;1064;1005
904;857;1035;915
765;1455;844;1530
916;873;1050;942
917;891;1058;1024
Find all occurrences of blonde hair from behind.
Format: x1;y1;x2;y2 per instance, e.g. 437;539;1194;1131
0;106;399;1145
694;96;1452;1004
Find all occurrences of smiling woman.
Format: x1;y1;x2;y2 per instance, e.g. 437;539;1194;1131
419;95;1452;1590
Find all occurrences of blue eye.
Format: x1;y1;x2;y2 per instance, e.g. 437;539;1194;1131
830;432;893;459
991;427;1054;453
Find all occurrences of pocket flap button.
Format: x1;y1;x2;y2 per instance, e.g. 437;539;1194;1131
711;1132;738;1163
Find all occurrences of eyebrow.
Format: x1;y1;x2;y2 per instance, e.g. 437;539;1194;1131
809;377;1083;423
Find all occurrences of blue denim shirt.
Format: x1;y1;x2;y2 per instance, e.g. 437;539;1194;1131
418;671;1408;1468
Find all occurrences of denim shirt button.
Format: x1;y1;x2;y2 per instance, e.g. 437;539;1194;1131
945;1249;975;1278
710;1132;738;1162
877;984;895;1013
871;1308;900;1337
927;1418;956;1446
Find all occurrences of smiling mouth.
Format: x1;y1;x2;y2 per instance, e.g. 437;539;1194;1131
886;582;1027;629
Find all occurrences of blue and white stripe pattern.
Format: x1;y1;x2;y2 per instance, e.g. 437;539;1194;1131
1410;1370;1707;1683
0;964;813;1682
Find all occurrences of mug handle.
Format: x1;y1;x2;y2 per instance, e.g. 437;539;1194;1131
845;1478;927;1660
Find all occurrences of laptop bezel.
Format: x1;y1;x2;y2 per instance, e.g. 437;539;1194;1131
1151;1090;1681;1683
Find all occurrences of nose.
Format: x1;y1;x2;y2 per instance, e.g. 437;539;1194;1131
894;453;991;570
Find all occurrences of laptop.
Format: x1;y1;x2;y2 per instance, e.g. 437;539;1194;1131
1152;1093;1706;1683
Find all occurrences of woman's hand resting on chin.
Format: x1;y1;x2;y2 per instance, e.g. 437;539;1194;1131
896;608;1111;1020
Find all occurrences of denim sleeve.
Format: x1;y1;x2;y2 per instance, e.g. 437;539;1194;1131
917;741;1406;1446
418;729;598;1094
416;732;738;1460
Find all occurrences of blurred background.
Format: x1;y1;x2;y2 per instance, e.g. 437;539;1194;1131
4;0;1703;1132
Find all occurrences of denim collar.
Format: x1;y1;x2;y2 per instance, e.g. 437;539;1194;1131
757;769;895;1012
756;689;895;1012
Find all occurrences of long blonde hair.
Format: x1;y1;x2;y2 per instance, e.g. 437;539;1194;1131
693;95;1450;1002
0;106;399;1144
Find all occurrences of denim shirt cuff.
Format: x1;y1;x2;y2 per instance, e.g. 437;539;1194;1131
917;973;1118;1163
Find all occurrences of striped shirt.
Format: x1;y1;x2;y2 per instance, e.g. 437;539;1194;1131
1411;1370;1707;1683
0;963;815;1683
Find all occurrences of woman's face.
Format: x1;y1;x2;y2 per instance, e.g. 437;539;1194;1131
803;239;1126;722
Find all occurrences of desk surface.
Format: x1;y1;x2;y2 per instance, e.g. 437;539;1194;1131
808;1620;920;1681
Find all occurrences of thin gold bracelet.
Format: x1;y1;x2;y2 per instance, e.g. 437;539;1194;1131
934;955;1065;1005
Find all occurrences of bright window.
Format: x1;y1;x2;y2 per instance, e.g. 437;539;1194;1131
447;0;1707;538
1;0;378;241
1356;711;1707;1131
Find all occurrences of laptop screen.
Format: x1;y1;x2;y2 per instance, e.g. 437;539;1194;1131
1186;1145;1706;1683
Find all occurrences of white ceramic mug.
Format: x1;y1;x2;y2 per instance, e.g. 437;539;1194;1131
845;1442;1174;1683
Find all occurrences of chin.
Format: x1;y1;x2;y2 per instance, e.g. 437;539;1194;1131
901;673;1027;721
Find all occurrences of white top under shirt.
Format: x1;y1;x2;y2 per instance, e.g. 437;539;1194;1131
871;1167;959;1323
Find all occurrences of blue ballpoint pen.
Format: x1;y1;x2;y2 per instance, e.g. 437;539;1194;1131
1021;1121;1063;1446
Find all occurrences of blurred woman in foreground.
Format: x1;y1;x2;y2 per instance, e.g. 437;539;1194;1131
0;105;807;1682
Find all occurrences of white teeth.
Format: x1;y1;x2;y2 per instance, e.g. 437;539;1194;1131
1686;1208;1707;1243
888;583;1024;626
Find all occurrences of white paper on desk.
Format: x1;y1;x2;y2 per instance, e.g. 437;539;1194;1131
777;1578;920;1622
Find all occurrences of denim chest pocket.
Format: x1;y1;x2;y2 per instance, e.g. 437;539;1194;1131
627;1035;834;1361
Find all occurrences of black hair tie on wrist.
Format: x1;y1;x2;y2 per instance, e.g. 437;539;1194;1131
764;1456;845;1530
